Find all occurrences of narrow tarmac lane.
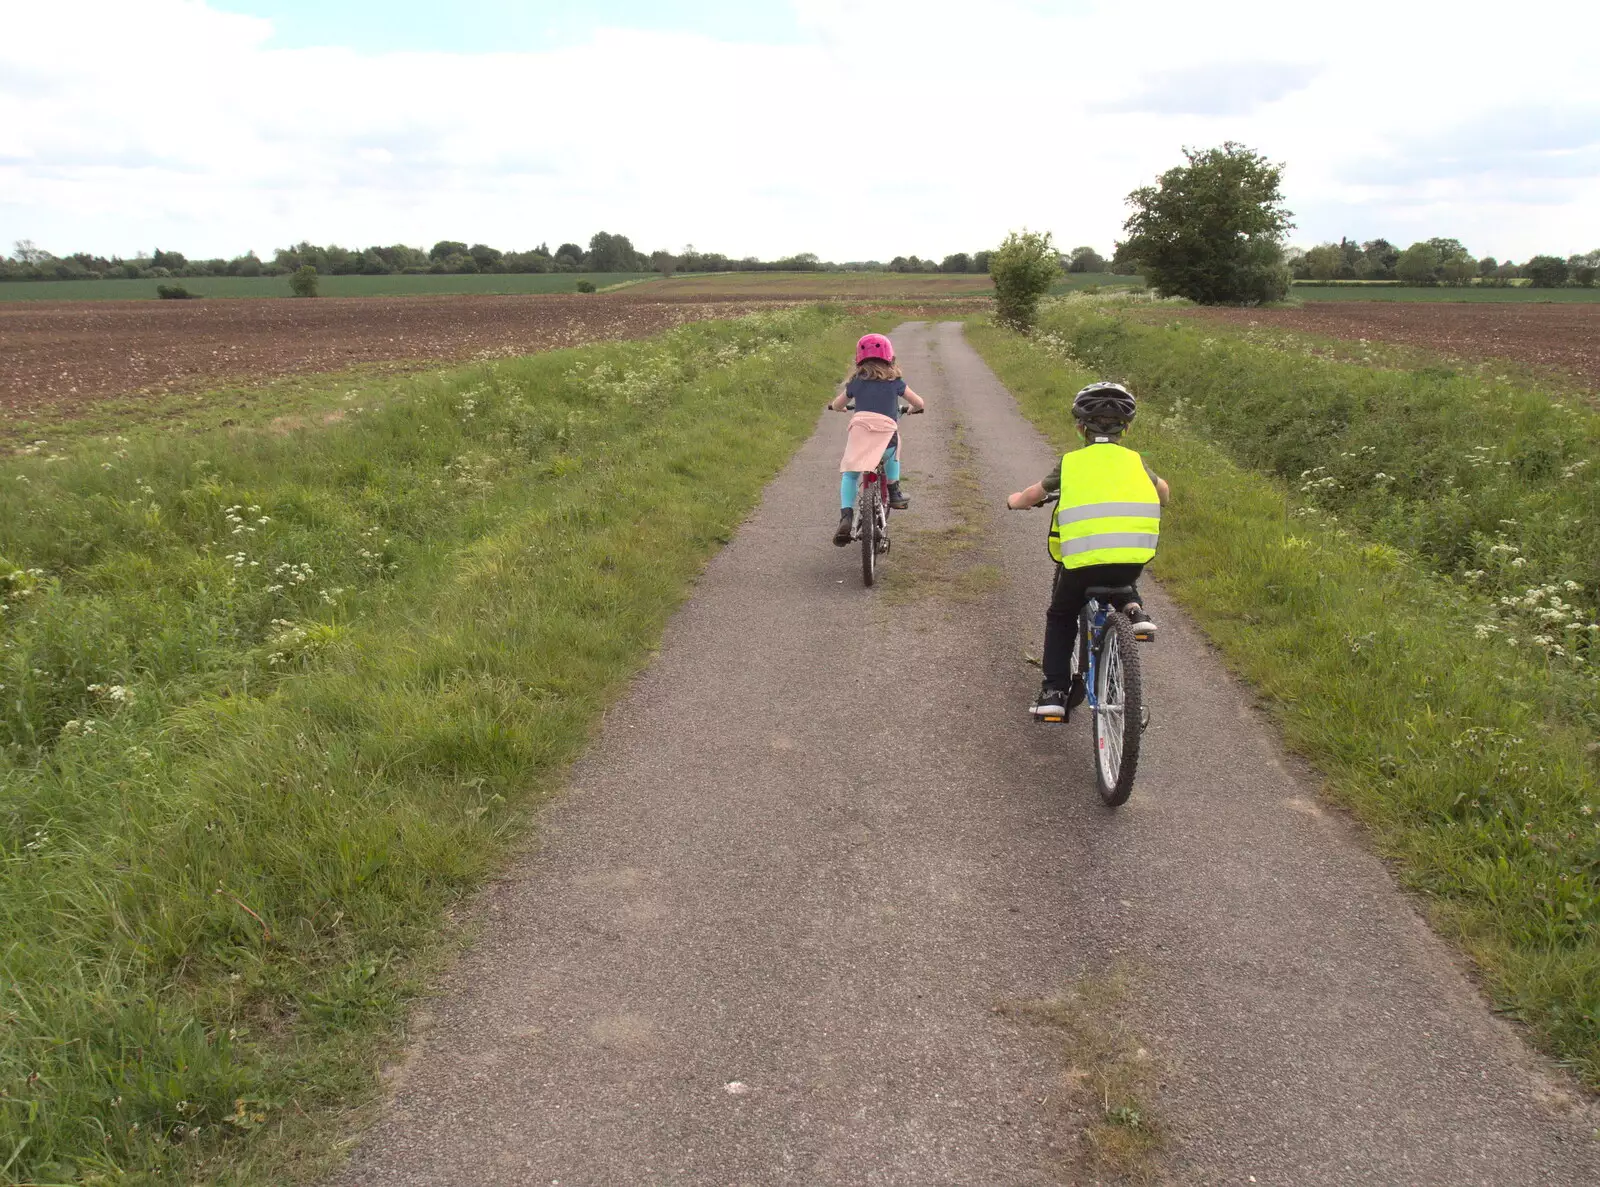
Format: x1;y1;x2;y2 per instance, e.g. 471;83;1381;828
337;322;1598;1185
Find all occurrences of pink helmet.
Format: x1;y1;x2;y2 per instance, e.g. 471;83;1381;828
855;333;894;365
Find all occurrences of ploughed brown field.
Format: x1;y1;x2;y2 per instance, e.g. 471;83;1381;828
0;294;805;421
0;290;994;423
1184;300;1600;387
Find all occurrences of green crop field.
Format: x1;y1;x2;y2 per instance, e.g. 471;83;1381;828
0;273;654;301
626;271;995;298
1291;281;1600;303
1049;273;1145;295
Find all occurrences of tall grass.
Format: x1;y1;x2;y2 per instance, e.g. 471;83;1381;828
1037;298;1600;725
1;307;859;1183
969;312;1600;1088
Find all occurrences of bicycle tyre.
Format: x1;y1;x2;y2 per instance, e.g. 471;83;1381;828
1092;610;1142;806
860;484;878;586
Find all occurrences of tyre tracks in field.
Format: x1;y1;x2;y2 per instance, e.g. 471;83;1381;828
336;322;1599;1185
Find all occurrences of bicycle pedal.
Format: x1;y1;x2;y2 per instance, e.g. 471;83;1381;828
1133;627;1156;642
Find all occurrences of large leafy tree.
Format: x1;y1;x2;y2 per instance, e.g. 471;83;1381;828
1119;142;1293;304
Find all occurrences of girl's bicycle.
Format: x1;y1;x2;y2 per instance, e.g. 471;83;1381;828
1016;496;1148;806
854;454;892;587
836;398;921;588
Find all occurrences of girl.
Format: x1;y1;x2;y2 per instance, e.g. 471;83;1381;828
826;333;926;545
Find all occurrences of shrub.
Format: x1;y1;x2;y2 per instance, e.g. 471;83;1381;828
155;284;195;299
574;279;596;293
1525;255;1570;288
289;265;319;297
989;229;1059;330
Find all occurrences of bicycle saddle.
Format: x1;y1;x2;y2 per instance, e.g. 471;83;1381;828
1085;585;1137;600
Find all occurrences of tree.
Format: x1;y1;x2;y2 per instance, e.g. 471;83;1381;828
940;252;971;273
587;231;642;272
1359;239;1399;280
289;265;319;297
1303;243;1343;281
650;250;677;278
1525;255;1570;287
1337;237;1362;278
1395;241;1442;285
554;242;585;270
12;239;49;265
989;229;1059;330
1066;245;1106;273
1120;142;1293;304
1574;265;1597;287
1107;241;1139;274
429;240;468;261
1425;238;1475;285
468;243;503;272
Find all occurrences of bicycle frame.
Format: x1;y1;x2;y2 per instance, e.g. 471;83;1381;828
1078;598;1113;712
855;462;891;541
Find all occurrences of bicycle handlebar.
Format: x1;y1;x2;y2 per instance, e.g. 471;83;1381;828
826;401;925;414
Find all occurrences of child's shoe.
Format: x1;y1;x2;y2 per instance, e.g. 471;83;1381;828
833;509;855;546
1031;681;1070;720
888;481;910;510
1126;603;1158;640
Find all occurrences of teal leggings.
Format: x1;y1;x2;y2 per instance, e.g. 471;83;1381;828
840;442;899;509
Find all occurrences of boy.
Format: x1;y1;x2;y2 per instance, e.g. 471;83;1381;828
1006;382;1170;718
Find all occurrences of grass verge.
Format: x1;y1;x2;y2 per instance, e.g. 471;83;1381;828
998;969;1165;1182
968;311;1600;1089
881;416;1002;604
1;307;862;1184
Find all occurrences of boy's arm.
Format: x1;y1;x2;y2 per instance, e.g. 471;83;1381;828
1144;463;1170;505
1008;466;1058;509
827;390;849;411
1007;480;1049;510
902;386;927;411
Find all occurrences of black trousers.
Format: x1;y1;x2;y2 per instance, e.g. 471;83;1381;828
1042;562;1147;687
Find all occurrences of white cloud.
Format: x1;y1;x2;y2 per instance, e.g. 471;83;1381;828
2;0;1598;262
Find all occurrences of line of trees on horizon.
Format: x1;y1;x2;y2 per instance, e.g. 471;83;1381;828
2;233;1015;283
1284;238;1600;288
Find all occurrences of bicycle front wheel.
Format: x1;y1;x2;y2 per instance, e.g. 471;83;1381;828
860;484;879;586
1091;611;1143;806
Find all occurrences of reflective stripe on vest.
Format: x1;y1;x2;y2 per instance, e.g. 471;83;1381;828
1048;444;1160;569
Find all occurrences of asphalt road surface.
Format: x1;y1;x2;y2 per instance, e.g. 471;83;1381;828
336;322;1599;1185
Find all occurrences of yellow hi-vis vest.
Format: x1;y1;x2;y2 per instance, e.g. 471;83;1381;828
1048;443;1161;568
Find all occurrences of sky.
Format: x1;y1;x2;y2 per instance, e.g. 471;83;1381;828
2;0;1597;264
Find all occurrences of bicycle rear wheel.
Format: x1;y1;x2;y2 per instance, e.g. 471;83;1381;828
1091;610;1143;806
860;483;879;586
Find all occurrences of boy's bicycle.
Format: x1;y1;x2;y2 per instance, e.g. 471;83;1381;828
1017;496;1147;806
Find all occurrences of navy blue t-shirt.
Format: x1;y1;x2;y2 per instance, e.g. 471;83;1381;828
846;377;906;420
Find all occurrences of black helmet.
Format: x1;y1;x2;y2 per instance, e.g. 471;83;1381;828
1072;381;1136;432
